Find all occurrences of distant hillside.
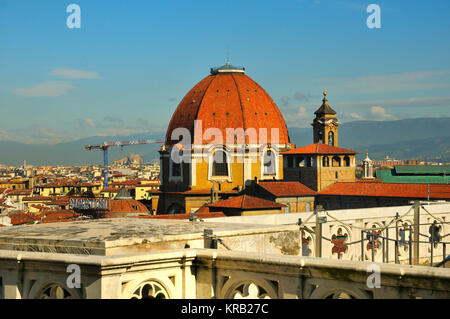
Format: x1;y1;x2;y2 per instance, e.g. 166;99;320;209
0;133;164;166
0;117;449;166
339;117;450;149
288;117;450;162
363;136;450;162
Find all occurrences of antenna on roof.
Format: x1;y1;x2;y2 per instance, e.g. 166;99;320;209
226;45;230;65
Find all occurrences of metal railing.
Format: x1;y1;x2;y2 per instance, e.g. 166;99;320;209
297;201;450;267
360;222;449;267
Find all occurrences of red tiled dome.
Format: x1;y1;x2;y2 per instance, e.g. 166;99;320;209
165;65;290;146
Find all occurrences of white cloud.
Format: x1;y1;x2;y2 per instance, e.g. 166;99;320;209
83;118;96;128
13;81;75;97
369;106;397;121
284;106;312;127
340;112;364;121
50;68;103;79
77;118;96;128
38;128;56;137
0;129;11;141
280;96;290;106
294;92;316;102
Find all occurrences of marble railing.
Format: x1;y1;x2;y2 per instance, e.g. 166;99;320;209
209;202;450;265
0;249;449;299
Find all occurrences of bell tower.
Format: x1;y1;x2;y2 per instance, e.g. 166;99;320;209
312;89;339;146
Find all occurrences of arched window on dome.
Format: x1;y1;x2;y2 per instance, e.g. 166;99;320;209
263;150;276;175
328;131;335;146
212;150;228;177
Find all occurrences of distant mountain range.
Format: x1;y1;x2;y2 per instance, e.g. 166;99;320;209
289;117;450;162
0;117;449;166
0;133;164;166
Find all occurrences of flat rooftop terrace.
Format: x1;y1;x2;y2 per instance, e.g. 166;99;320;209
0;218;298;256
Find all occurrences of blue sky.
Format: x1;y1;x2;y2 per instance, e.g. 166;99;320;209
0;0;449;144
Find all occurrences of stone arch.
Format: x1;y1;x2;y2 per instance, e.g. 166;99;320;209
332;156;341;167
220;277;279;299
123;278;172;299
34;281;81;299
309;285;370;299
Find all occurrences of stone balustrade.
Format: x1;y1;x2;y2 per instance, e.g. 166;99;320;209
0;248;449;299
210;203;450;264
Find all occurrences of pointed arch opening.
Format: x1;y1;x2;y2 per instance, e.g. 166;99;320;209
328;131;335;146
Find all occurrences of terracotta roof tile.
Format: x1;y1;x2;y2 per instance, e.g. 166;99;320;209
108;199;149;214
319;182;450;199
257;181;316;197
22;196;52;201
165;72;290;145
5;189;32;196
22;196;52;202
207;195;286;209
283;143;358;155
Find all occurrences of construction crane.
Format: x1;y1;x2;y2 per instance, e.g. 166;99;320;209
85;139;163;188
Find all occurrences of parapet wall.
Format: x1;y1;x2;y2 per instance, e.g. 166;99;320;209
0;249;449;299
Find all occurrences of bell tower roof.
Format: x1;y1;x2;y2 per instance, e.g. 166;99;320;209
314;88;336;116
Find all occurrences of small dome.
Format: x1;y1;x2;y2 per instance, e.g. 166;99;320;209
363;152;372;162
165;65;290;146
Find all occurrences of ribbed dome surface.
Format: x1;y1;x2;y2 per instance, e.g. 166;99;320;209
165;71;290;145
